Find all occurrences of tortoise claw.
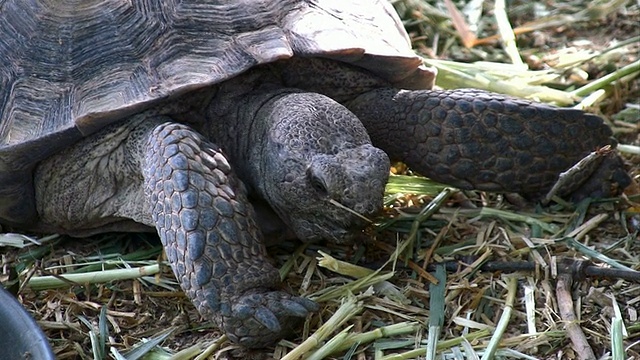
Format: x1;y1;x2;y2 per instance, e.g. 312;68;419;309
281;298;318;317
224;291;318;348
254;306;281;332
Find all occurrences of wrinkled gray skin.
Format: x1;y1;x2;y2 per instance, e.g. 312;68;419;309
33;58;629;347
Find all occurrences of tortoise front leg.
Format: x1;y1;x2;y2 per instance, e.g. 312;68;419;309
347;88;630;199
142;121;317;347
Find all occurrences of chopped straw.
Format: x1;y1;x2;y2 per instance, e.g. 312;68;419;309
282;295;364;360
1;0;639;358
27;264;161;291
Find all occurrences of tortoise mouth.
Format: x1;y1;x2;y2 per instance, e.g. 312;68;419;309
286;209;374;244
312;225;356;243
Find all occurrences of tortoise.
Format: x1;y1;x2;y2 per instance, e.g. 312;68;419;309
0;0;630;348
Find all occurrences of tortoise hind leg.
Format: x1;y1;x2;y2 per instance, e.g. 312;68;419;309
35;116;317;348
346;88;630;200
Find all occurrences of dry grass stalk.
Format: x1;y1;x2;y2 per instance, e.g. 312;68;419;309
556;273;597;360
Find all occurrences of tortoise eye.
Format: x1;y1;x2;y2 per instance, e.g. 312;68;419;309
310;175;328;196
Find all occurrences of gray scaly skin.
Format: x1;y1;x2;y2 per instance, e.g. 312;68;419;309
33;58;630;348
143;122;317;346
348;88;629;199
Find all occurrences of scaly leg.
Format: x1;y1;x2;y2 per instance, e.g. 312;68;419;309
347;88;630;199
143;122;317;347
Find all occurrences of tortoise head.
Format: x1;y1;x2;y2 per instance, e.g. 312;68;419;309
255;91;390;242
